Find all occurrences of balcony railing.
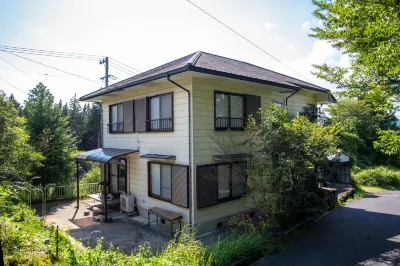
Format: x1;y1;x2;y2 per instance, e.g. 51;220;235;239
215;117;244;130
146;118;173;132
108;123;124;133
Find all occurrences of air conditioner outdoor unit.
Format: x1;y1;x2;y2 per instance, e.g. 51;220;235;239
120;194;135;213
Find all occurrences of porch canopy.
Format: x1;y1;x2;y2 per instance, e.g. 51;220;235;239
75;148;139;164
74;148;138;223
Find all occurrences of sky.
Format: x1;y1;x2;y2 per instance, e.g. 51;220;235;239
0;0;350;105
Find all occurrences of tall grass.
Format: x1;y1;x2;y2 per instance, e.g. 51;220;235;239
352;166;400;188
0;180;275;265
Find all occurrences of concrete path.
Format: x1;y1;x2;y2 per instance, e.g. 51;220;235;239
257;191;400;266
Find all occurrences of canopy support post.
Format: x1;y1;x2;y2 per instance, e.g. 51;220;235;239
104;163;108;223
76;160;79;209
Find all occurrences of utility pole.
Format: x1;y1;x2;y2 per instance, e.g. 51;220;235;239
99;57;110;87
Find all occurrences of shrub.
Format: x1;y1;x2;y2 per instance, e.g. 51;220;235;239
352;166;400;187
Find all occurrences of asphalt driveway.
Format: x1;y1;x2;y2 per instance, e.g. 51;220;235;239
257;191;400;266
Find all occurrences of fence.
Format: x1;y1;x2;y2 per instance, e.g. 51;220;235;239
30;182;100;204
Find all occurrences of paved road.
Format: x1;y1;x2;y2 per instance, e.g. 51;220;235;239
257;191;400;266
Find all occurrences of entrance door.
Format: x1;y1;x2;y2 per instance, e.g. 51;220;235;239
118;158;127;194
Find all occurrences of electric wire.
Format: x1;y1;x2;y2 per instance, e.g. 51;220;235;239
109;62;137;76
0;76;28;95
109;62;137;75
0;55;40;82
0;50;103;85
109;58;141;73
185;0;312;83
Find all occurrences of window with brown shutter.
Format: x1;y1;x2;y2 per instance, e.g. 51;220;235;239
148;162;189;208
197;162;246;209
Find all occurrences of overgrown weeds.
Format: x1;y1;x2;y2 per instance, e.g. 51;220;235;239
352;166;400;188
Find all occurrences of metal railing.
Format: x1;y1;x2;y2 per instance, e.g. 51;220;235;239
215;117;244;130
146;118;173;132
44;182;100;201
108;123;124;133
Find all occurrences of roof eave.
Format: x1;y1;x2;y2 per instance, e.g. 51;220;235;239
79;65;191;101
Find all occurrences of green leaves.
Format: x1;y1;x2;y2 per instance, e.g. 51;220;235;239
24;83;77;184
374;130;400;156
311;0;400;100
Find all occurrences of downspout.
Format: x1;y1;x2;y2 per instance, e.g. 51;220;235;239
285;89;301;115
166;73;193;230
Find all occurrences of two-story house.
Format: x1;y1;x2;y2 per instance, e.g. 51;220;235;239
75;51;335;233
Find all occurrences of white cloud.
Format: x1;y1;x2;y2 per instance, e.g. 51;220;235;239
289;44;296;50
265;22;278;30
264;40;350;91
301;21;310;29
275;36;281;40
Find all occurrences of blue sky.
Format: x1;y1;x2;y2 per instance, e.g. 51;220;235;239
0;0;349;104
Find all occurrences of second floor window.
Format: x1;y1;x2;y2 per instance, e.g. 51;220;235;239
148;93;173;132
110;103;124;133
215;92;244;130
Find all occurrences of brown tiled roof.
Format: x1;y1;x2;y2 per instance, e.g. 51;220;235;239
80;51;329;101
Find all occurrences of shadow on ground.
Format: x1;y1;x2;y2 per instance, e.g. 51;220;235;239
258;191;400;266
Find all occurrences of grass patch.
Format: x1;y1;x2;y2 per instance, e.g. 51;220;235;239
352;166;400;188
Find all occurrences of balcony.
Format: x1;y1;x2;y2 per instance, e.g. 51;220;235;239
146;118;173;132
215;117;244;131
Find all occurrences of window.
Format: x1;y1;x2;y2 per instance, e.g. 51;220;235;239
109;100;135;133
148;162;189;207
110;103;124;132
197;162;247;208
215;92;245;130
148;93;173;132
271;100;284;108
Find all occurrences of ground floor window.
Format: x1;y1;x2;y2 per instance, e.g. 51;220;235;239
197;161;246;208
148;162;189;208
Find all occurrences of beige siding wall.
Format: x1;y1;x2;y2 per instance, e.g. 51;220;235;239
191;78;317;230
101;80;191;222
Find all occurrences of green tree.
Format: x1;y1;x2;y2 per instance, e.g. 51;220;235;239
82;103;101;150
213;106;339;232
62;102;68;117
24;83;76;184
68;93;84;149
326;99;397;166
0;91;42;179
311;0;400;100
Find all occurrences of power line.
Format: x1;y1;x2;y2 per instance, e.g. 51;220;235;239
1;50;103;85
109;58;141;73
109;61;137;75
185;0;312;83
0;55;39;82
109;62;137;76
0;45;103;60
0;76;28;95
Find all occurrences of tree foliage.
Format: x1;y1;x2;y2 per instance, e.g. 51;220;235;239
212;106;339;232
0;91;43;180
23;83;77;184
245;107;339;231
311;0;400;100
